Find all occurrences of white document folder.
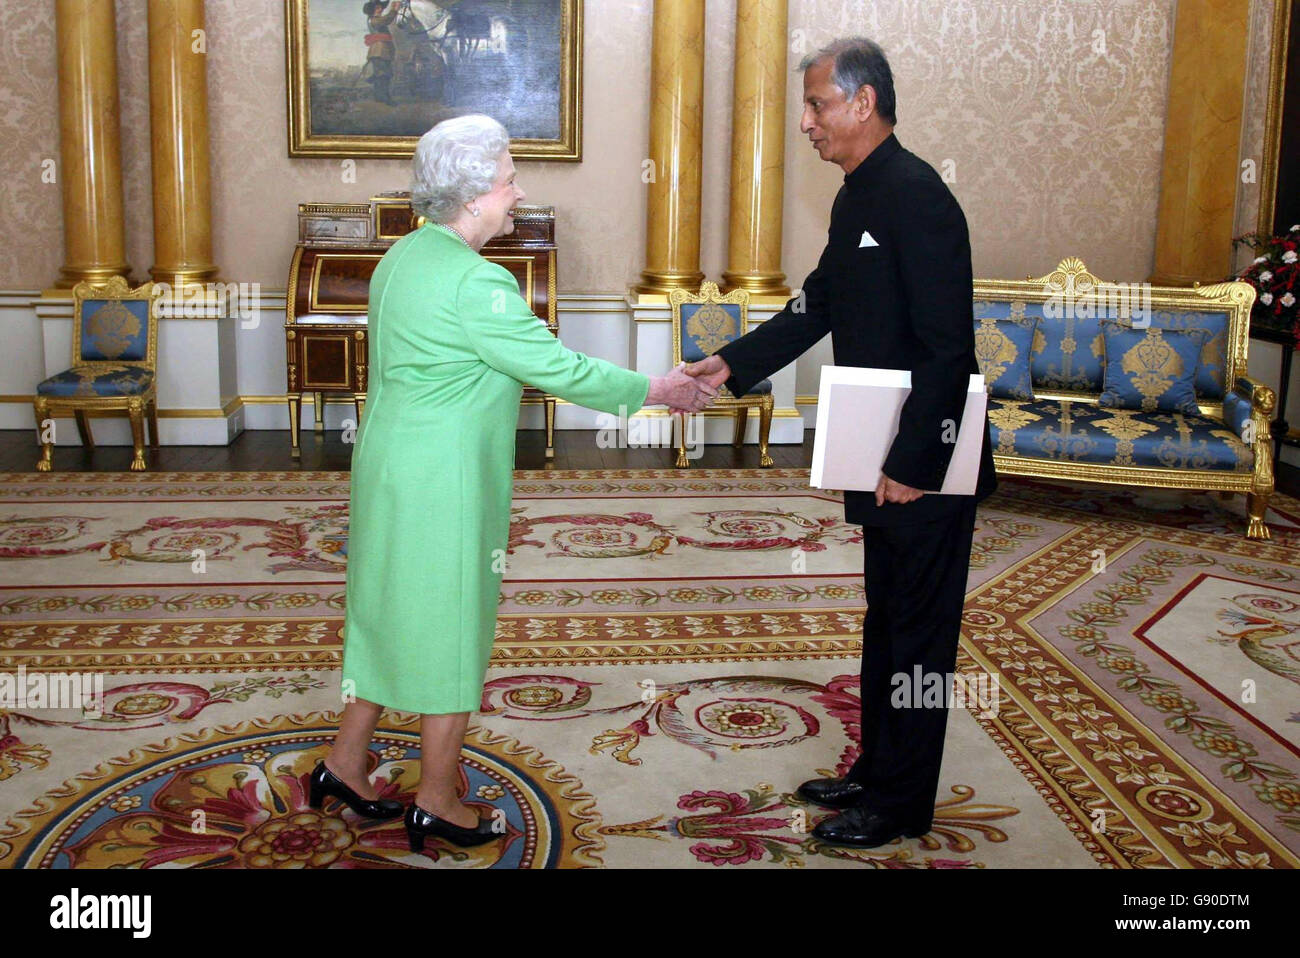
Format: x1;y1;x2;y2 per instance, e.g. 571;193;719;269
810;366;987;495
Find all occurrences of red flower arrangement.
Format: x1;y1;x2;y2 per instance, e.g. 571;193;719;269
1233;224;1300;346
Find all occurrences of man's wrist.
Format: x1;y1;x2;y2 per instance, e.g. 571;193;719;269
710;353;734;390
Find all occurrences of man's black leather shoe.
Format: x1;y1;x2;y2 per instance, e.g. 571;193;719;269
812;805;932;848
796;776;867;809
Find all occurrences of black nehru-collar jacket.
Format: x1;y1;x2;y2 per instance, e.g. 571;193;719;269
716;132;997;527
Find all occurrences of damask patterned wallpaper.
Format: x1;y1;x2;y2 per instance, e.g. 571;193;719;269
781;0;1178;287
0;7;62;288
0;0;1279;293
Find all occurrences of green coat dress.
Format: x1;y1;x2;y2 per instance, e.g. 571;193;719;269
341;223;650;714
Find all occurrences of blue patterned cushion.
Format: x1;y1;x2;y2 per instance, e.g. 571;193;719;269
79;299;149;362
679;301;743;363
1145;309;1228;400
1099;323;1207;416
974;300;1105;393
36;365;154;398
974;314;1038;400
971;300;1231;398
987;399;1252;471
1029;304;1104;393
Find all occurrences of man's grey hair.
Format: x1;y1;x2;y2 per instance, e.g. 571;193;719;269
410;114;511;223
799;37;897;125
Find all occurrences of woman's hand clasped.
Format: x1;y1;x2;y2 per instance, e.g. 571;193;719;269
648;362;719;416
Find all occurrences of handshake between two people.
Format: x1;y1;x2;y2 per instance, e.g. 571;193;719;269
645;353;923;507
644;354;732;417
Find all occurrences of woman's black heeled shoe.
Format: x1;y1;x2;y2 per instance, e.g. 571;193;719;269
405;801;501;851
308;760;403;820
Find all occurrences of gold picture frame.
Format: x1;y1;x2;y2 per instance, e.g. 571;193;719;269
285;0;583;160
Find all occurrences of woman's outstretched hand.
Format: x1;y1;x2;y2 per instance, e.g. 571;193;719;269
648;362;719;416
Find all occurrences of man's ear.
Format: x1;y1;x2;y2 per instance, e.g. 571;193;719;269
854;84;877;123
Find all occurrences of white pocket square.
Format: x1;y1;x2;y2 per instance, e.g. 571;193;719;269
859;231;879;248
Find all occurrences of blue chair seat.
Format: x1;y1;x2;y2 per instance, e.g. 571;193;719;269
36;365;155;398
988;399;1252;472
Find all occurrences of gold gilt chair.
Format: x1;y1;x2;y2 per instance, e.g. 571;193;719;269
33;277;162;472
668;281;774;468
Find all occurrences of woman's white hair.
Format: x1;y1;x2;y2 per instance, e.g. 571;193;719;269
410;114;511;223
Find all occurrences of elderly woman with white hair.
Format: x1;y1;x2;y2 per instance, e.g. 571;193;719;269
310;113;716;851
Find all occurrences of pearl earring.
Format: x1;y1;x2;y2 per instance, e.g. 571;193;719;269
471;208;481;217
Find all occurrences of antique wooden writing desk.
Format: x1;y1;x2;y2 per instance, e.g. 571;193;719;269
284;194;559;456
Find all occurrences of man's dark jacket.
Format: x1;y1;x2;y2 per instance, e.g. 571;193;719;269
716;132;996;527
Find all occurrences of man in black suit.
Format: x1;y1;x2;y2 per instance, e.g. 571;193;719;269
686;37;997;848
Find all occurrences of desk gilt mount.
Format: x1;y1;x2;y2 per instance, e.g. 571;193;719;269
285;195;560;456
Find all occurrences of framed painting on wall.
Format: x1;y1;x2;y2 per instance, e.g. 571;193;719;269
285;0;582;160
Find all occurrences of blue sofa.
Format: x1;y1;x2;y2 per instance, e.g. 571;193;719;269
971;258;1274;539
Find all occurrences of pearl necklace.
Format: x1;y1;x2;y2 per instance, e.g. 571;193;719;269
433;221;472;248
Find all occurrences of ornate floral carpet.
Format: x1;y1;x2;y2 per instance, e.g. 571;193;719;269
0;469;1297;869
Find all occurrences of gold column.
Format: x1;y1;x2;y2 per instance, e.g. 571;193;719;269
148;0;219;285
721;0;789;297
635;0;706;296
1150;0;1251;285
53;0;131;287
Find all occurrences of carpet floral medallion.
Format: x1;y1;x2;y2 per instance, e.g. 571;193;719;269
0;469;1296;868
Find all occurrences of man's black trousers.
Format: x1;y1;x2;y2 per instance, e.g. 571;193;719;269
846;498;978;821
